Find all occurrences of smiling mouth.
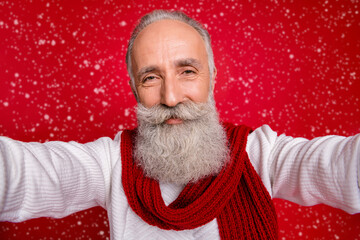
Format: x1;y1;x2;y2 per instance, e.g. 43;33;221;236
165;118;183;125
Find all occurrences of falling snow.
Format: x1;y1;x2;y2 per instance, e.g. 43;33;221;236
0;0;359;239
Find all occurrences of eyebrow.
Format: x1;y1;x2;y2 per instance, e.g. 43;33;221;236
136;58;203;80
136;66;159;80
174;58;203;70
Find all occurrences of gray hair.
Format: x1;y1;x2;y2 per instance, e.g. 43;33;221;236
125;10;216;98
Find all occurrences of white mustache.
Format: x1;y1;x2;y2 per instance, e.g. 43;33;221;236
136;101;214;125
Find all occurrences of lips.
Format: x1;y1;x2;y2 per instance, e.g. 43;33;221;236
165;118;183;125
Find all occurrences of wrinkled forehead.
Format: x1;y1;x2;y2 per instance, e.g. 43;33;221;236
131;19;208;69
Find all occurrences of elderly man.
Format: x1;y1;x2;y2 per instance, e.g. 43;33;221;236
0;10;359;240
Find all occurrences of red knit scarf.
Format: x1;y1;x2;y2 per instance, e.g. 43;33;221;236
121;123;278;239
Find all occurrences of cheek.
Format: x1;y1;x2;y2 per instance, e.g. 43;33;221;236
183;79;210;102
137;87;161;108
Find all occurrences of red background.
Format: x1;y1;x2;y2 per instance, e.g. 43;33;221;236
1;0;360;239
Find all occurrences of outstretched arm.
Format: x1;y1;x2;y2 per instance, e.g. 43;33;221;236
247;125;360;214
0;135;120;222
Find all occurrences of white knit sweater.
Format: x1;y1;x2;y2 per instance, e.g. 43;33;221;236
0;125;359;239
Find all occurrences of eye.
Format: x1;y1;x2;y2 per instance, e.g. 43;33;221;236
142;75;156;83
182;69;196;75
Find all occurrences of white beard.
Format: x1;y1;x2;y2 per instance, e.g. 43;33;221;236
134;97;229;185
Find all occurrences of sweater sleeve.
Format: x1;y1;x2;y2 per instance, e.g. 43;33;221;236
247;125;360;214
0;134;121;222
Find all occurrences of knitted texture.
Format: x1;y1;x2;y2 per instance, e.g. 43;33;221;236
121;123;278;239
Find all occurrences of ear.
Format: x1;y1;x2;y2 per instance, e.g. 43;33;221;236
210;67;217;92
129;80;139;102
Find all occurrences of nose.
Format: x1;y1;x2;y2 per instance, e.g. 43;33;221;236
160;76;184;107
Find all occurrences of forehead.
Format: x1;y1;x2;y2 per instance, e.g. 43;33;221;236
131;19;208;68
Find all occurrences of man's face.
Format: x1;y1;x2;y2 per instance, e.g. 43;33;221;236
131;19;214;125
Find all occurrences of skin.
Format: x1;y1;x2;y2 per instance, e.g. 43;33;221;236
130;19;216;124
